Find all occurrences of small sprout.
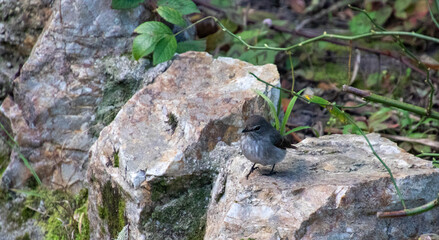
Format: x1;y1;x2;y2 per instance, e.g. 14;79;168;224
264;43;269;47
166;112;178;134
370;30;375;33
113;146;120;168
323;31;327;35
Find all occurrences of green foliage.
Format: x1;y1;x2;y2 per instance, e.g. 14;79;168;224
111;0;143;9
131;0;201;64
0;120;41;186
157;6;187;27
99;181;126;239
157;0;200;15
210;0;233;8
253;89;280;130
280;89;304;135
20;188;90;240
113;150;119;168
153;35;178;65
142;174;213;239
176;40;206;53
15;233;31;240
133;22;173;60
349;12;374;34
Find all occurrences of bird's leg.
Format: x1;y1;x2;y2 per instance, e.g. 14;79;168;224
263;164;276;176
246;163;259;179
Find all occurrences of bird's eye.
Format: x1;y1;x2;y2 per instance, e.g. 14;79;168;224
253;125;261;131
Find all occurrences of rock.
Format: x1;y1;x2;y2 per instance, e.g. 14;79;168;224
87;51;280;240
205;133;439;240
0;0;52;96
0;0;151;193
0;191;45;240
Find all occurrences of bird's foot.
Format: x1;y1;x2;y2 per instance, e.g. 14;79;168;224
246;163;259;179
262;170;277;176
262;164;277;176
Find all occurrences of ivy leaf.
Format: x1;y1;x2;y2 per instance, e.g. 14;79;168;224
134;21;173;34
176;40;206;53
111;0;144;9
157;6;187;27
153;35;177;65
157;0;200;15
132;34;163;60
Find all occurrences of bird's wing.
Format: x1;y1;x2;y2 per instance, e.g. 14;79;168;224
271;130;297;149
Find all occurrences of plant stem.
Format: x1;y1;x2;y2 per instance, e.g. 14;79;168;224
342;85;439;120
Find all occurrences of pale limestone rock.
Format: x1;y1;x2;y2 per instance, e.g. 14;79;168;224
205;133;439;240
0;0;150;193
87;51;279;240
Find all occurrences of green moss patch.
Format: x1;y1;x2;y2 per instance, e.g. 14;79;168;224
141;174;213;240
98;181;126;239
90;72;141;137
23;187;90;240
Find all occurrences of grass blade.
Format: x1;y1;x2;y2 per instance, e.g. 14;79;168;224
253;89;280;130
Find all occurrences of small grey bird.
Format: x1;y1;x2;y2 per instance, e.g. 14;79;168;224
241;115;296;179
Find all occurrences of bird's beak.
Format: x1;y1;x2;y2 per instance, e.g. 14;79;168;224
242;127;250;133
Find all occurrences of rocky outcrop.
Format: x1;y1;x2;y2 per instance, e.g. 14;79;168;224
0;0;53;95
0;0;151;193
205;133;439;240
86;51;280;240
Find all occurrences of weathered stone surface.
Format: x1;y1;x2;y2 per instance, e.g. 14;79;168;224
87;51;279;240
0;0;151;193
0;0;52;87
0;192;44;240
205;133;439;240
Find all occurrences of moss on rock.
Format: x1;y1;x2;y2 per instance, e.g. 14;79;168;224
99;180;126;239
141;174;213;240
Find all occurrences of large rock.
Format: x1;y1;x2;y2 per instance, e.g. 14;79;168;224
0;0;52;93
0;0;150;193
86;51;280;240
205;133;439;239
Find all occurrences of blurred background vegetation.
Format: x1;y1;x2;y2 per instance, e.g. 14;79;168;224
134;0;439;157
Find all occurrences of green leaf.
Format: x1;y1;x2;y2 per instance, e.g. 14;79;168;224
132;34;163;60
211;0;233;7
176;40;206;53
395;0;412;18
153;35;177;65
366;72;381;87
234;29;268;42
157;6;187;27
374;6;393;25
134;21;173;34
349;12;375;34
413;143;431;153
280;89;305;136
239;50;277;65
284;126;311;136
111;0;144;9
369;108;392;124
306;95;330;106
253;89;280;131
157;0;200;15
